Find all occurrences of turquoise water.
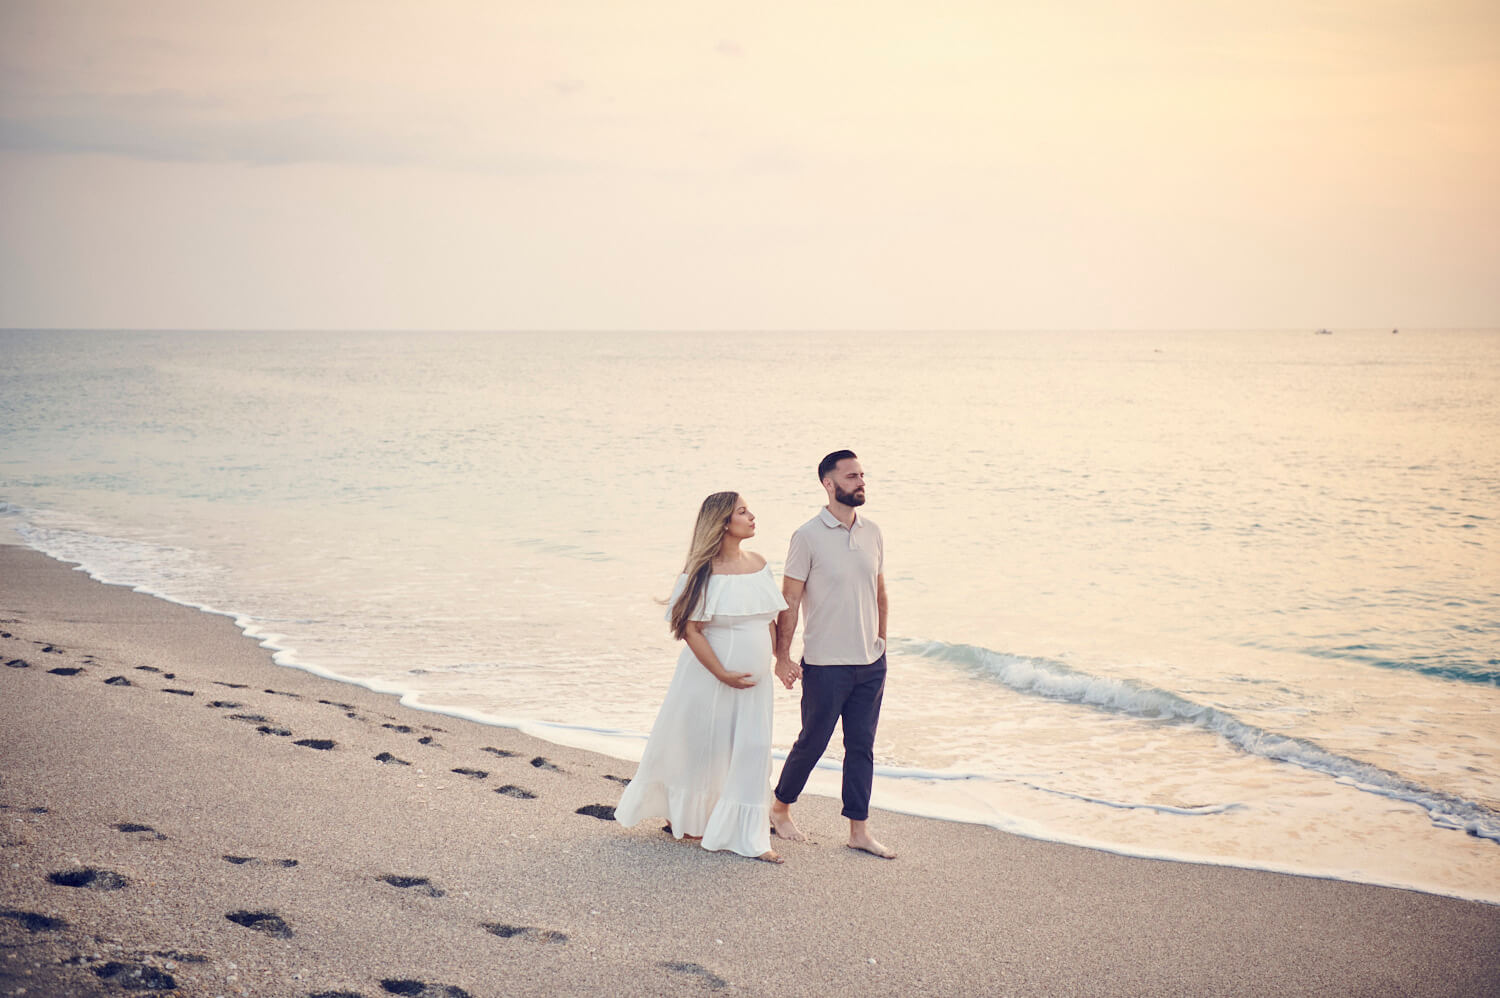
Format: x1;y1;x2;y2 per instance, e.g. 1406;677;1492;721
2;328;1497;900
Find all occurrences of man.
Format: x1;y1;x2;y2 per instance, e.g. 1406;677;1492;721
770;449;895;858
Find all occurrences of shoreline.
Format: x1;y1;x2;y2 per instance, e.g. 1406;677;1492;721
10;528;1496;907
2;543;1498;996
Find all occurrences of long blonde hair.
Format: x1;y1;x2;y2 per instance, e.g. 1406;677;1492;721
667;491;739;639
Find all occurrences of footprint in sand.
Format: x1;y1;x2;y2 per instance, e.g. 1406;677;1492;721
450;768;488;780
482;923;567;944
480;747;519;758
207;700;242;709
46;666;83;676
229;712;272;723
135;666;163;673
375;752;412;766
377;875;446;898
112;822;168;841
383;723;415;734
92;961;177;990
659;961;730;990
603;774;630;785
494;785;537;800
575;804;616;821
257;725;293;737
214;680;250;689
48;868;130;891
0;909;68;933
379;980;472;998
104;675;133;686
162;687;195;696
4;658;30;669
530;757;562;772
265;688;302;698
223;856;298;867
295;738;336;750
225;910;294;938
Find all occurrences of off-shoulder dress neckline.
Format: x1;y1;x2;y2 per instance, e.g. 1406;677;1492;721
709;562;772;578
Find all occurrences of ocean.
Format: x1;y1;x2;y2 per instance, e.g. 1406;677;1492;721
2;328;1496;902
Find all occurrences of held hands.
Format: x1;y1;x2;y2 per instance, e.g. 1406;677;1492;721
774;656;802;690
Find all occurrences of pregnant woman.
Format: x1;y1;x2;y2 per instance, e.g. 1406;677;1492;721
615;491;788;863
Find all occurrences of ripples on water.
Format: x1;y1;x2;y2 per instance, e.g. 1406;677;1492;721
1;328;1497;900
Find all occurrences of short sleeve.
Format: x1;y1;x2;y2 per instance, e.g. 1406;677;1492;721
785;528;811;582
664;573;710;623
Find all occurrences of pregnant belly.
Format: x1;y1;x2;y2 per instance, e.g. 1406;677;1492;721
706;616;773;668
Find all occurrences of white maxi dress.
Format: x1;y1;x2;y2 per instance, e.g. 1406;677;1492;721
615;566;787;858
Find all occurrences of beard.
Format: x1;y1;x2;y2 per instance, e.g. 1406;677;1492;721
834;484;866;507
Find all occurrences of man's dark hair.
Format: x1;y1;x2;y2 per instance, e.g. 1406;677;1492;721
818;449;857;482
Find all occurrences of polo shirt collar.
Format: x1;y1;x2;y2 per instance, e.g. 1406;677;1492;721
819;507;859;530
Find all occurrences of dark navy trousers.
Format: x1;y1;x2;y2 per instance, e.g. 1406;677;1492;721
774;653;887;822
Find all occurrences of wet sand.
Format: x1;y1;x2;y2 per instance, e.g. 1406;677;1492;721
2;544;1497;997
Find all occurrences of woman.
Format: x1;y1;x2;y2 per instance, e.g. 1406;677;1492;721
615;492;788;862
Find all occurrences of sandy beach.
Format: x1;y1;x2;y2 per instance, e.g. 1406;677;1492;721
2;544;1497;997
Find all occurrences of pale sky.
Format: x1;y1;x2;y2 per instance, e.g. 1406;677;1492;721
1;0;1496;331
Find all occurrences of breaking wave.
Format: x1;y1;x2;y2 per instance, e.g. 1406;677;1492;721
901;638;1500;844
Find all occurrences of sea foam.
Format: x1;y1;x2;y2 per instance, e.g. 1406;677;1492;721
902;638;1500;844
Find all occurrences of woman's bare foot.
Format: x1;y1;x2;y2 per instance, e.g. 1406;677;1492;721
756;849;785;864
769;804;807;842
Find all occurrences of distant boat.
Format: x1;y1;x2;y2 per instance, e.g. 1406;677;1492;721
1315;328;1333;335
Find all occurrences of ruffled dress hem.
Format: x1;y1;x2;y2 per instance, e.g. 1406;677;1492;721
615;780;771;858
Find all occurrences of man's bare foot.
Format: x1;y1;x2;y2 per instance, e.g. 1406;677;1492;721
756;849;785;864
769;806;807;842
847;833;897;859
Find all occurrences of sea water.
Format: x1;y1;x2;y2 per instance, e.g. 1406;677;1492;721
2;328;1496;902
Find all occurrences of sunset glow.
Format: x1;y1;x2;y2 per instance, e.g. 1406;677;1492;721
2;1;1496;330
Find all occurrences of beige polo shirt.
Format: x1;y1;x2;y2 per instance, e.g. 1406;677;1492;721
784;507;885;666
